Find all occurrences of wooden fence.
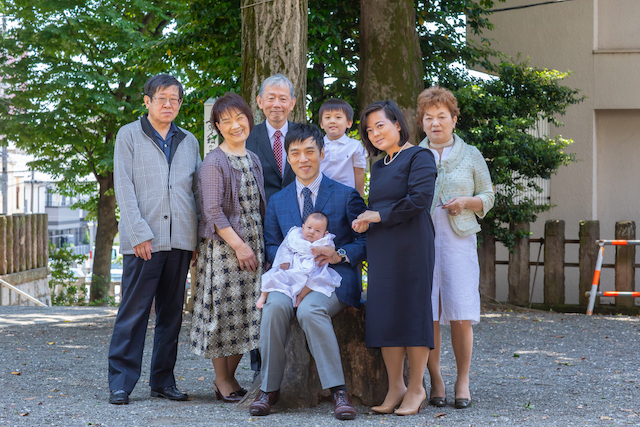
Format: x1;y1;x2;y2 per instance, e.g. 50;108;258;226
479;220;638;308
0;214;49;275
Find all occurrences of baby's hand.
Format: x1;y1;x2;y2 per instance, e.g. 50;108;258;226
280;262;290;270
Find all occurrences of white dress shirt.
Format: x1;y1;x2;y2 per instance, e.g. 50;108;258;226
320;134;367;189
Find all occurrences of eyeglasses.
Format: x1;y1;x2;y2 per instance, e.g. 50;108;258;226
149;96;182;106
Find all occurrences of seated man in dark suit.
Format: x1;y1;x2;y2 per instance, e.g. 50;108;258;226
246;73;300;205
249;124;367;420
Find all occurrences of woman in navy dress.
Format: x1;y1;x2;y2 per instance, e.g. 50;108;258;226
352;100;437;416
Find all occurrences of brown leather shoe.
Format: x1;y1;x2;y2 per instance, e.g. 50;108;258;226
332;390;357;420
249;390;280;416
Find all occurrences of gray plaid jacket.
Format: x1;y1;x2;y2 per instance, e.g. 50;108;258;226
114;115;201;254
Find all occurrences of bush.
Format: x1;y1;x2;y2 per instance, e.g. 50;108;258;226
49;245;87;306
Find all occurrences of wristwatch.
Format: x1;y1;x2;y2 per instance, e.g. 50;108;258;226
337;248;347;263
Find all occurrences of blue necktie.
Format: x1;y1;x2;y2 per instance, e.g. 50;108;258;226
302;187;314;221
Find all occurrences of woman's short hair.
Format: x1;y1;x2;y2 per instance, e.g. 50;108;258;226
210;92;255;139
359;100;410;157
415;86;460;129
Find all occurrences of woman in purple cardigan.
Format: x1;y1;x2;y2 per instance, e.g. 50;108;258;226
190;92;266;403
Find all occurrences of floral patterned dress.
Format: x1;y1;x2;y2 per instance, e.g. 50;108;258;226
190;153;264;358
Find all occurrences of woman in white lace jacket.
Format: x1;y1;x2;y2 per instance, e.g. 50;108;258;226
417;86;494;410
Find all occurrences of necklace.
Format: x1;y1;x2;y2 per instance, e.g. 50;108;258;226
383;142;411;165
428;137;454;149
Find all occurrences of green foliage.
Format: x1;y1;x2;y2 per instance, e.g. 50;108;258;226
0;1;178;298
307;0;360;124
146;1;500;134
445;61;584;248
48;245;87;306
416;0;502;84
0;0;177;212
141;0;240;145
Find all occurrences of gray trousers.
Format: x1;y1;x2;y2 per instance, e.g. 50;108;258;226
259;290;347;392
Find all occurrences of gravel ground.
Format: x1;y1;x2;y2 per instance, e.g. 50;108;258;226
0;305;639;427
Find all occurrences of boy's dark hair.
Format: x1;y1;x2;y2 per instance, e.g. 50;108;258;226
359;100;410;157
319;98;354;123
285;124;324;153
144;74;184;100
304;211;330;231
210;92;255;139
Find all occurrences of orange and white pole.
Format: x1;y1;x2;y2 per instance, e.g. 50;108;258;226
586;245;604;316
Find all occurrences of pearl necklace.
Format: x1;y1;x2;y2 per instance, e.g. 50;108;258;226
383;142;412;166
428;137;454;149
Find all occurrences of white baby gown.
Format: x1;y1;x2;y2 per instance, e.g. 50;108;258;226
261;226;342;305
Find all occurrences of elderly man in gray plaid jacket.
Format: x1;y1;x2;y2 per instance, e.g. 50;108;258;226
108;74;201;405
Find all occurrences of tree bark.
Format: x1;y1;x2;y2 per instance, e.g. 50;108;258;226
358;0;423;143
241;0;308;124
90;173;118;303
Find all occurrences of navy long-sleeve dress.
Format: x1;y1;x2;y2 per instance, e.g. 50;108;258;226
365;146;437;348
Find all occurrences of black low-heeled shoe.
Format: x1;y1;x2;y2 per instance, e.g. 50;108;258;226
454;397;472;409
213;384;243;403
236;387;248;397
429;396;446;407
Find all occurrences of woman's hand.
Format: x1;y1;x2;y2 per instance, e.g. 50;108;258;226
234;242;258;271
443;196;483;216
351;210;381;233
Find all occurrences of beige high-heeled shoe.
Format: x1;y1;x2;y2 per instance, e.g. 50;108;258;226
371;394;405;414
394;392;427;416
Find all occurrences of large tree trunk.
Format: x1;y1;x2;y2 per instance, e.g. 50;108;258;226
241;0;308;124
90;173;118;304
358;0;423;143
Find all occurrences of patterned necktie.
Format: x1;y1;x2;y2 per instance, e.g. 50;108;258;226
273;130;283;174
302;187;314;221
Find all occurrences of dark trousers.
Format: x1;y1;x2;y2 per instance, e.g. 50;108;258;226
250;348;261;373
108;249;191;392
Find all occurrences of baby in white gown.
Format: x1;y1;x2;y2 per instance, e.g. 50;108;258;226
257;212;342;308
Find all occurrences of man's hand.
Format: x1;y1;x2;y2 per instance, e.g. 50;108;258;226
134;240;152;261
311;245;341;267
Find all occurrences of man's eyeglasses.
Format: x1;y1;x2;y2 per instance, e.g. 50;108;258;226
149;96;182;106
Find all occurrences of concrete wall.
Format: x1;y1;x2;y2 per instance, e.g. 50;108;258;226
470;0;640;303
0;267;50;306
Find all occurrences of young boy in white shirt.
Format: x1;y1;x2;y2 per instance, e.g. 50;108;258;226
319;99;367;197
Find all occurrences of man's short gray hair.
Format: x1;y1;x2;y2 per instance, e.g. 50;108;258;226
258;74;295;99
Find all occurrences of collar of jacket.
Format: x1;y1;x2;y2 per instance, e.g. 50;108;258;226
426;133;468;214
140;113;188;166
